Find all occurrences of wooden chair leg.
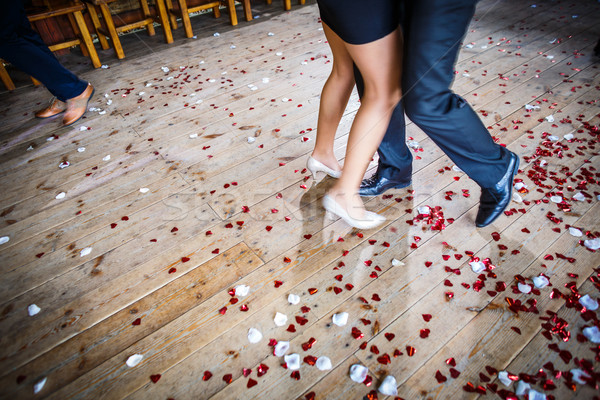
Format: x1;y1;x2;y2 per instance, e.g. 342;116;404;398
99;3;125;59
298;0;305;4
213;4;221;18
266;0;272;4
164;0;178;30
73;10;101;68
225;0;237;26
67;12;90;58
86;3;110;50
0;62;16;91
139;0;156;36
31;77;42;86
242;0;252;22
174;0;192;37
283;0;291;11
155;0;173;44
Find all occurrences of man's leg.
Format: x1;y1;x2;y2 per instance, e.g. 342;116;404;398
401;0;512;188
0;3;87;102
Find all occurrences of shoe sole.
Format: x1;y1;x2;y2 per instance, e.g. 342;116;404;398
358;180;412;197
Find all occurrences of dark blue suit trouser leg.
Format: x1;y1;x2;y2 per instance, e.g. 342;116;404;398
0;3;87;102
378;0;511;188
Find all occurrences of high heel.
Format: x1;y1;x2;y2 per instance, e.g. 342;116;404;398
307;156;342;180
322;194;385;230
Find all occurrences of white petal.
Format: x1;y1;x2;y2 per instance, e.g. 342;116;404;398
28;304;41;316
545;115;555;122
262;77;270;83
103;155;111;161
247;137;256;143
391;258;404;267
498;371;513;387
332;312;348;326
550;196;563;203
77;147;86;152
470;260;486;273
548;135;559;141
583;326;600;343
512;192;523;203
235;285;250;297
80;247;92;257
579;295;599;310
287;293;300;304
273;312;288;327
161;66;170;73
584;238;600;250
516;381;530;395
528;388;547;400
417;206;430;215
140;188;150;193
407;140;420;149
533;275;550;288
563;133;574;140
189;133;198;138
0;236;9;245
55;192;66;200
518;283;532;294
514;182;526;190
349;364;368;383
247;328;262;343
274;341;290;357
570;368;591;384
33;377;47;394
126;354;143;367
569;227;583;237
79;126;88;131
572;192;585;201
267;32;275;36
316;356;332;371
284;353;300;370
378;375;398;396
59;161;70;169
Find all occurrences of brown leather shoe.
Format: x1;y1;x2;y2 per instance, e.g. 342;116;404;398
63;83;94;126
35;97;66;118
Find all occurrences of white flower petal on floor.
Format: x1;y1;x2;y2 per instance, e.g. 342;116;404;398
55;192;66;200
316;356;332;371
570;368;591;384
28;304;41;316
235;285;250;297
516;381;530;395
579;294;598;310
33;377;47;394
284;353;300;370
569;227;583;237
572;192;585;201
518;283;532;294
287;293;300;304
533;275;550;288
470;260;486;273
273;312;287;327
584;238;600;250
349;364;368;383
332;312;348;326
391;258;404;267
378;375;398;396
528;388;547;400
274;341;289;357
80;247;92;257
139;188;149;193
0;236;9;245
126;354;143;367
247;328;262;343
498;371;513;387
583;326;600;343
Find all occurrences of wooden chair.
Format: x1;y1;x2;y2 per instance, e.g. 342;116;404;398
26;0;102;68
164;0;252;38
0;59;45;92
266;0;304;11
84;0;173;59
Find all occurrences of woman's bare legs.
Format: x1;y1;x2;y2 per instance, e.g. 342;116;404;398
327;28;403;220
311;23;355;173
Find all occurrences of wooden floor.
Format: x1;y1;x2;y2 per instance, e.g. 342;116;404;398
1;1;599;399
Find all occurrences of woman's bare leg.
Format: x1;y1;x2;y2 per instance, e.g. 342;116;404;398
328;28;402;220
311;23;355;172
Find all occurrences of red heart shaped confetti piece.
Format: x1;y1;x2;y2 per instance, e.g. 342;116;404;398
241;206;250;213
212;248;219;254
301;306;311;313
283;257;291;263
110;223;117;229
132;318;141;326
265;226;273;231
286;324;296;333
333;286;342;294
420;329;430;338
435;370;447;383
377;354;391;365
449;368;461;378
345;283;354;290
303;234;312;239
168;267;177;274
203;371;212;381
247;378;257;388
406;346;416;356
295;316;309;325
219;307;227;315
257;364;269;377
422;314;432;321
205;231;212;236
351;327;364;339
446;357;456;366
290;371;300;380
308;288;318;295
305;392;316;400
274;280;283;288
242;368;252;377
181;257;190;262
240;304;248;311
370;345;379;354
170;227;178;233
371;294;381;301
303;355;317;365
384;333;395;341
150;374;161;383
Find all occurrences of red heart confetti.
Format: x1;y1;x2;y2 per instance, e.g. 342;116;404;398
385;333;395;341
203;371;212;381
150;374;161;383
132;318;141;326
247;378;257;388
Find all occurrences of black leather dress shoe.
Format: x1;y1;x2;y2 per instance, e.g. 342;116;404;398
358;174;411;197
475;152;520;227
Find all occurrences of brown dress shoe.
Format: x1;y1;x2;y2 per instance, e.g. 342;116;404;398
63;83;94;126
35;97;66;118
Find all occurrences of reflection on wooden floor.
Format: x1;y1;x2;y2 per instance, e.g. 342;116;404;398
0;0;599;399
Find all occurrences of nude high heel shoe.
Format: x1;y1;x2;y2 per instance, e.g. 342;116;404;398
322;194;385;230
307;156;342;180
